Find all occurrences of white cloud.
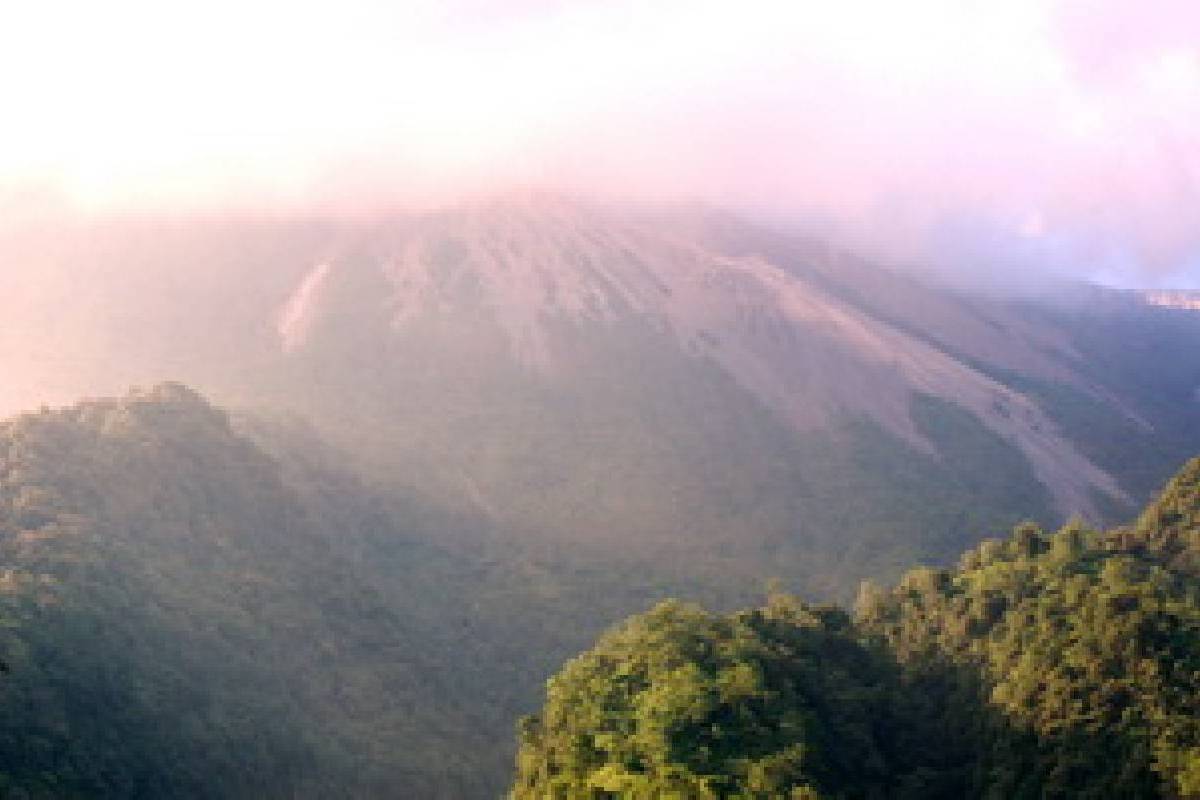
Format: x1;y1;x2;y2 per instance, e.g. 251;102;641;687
1;0;1196;281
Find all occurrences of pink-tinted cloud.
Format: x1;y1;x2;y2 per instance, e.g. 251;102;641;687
1;0;1197;285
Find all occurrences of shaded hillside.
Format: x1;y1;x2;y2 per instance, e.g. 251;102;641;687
0;385;823;797
857;461;1200;797
0;386;1195;797
0;384;520;797
515;457;1200;798
1010;294;1200;508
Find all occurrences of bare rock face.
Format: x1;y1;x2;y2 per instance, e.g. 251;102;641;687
277;196;1126;517
278;263;333;355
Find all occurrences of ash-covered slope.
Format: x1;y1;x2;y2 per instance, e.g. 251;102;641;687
278;197;1123;517
3;197;1198;594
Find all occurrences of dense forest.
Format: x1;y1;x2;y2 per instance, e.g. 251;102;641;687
0;383;1196;797
0;383;817;795
0;384;526;796
513;458;1200;798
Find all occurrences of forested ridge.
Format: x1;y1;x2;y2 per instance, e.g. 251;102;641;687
0;383;1197;797
0;384;520;797
0;383;831;796
513;459;1200;798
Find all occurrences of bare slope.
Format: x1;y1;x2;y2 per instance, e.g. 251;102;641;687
279;197;1123;516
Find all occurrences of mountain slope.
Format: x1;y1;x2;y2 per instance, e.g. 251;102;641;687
279;198;1122;516
515;456;1200;798
3;198;1199;601
0;384;518;797
1;384;839;797
251;198;1200;596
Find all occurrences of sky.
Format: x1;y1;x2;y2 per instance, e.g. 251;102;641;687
1;0;1198;287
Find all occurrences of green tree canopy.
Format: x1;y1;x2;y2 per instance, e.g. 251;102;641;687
516;457;1200;798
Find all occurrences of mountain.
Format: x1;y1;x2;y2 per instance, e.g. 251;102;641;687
4;197;1200;602
267;198;1122;503
514;457;1200;798
1;198;1199;794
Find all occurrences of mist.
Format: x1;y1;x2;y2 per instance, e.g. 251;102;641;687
2;0;1197;289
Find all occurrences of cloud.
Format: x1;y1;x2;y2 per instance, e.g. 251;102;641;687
1;0;1197;285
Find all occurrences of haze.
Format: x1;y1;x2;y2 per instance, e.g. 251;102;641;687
1;0;1198;286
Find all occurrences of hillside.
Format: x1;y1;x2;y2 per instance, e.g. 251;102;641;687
0;391;1195;796
250;199;1200;597
0;384;819;796
0;384;524;796
272;198;1119;515
4;200;1198;605
514;457;1200;798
